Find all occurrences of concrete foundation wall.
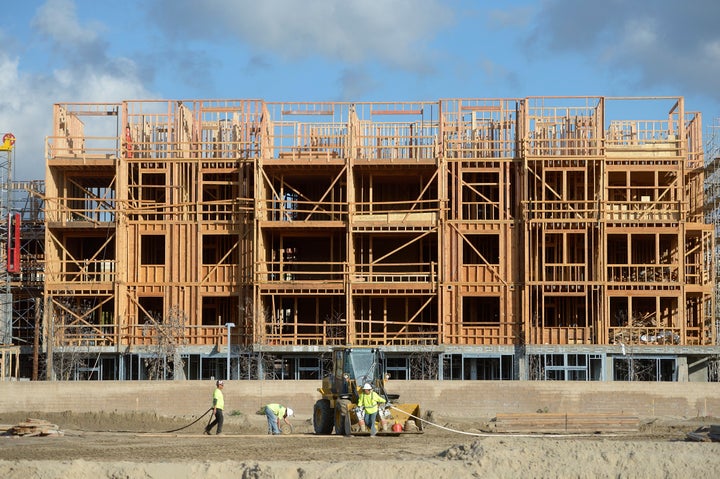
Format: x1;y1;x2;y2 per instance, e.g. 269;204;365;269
2;381;719;420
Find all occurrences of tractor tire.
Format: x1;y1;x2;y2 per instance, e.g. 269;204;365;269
313;399;334;434
334;399;351;436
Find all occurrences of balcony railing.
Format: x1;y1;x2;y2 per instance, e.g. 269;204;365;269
356;122;439;161
529;326;594;345
45;260;116;284
445;321;518;345
47;135;119;159
354;262;437;283
605;201;680;222
609;327;681;345
121;324;230;346
259;199;346;222
45;198;117;223
259;261;346;283
524;200;597;221
607;265;678;283
542;265;586;282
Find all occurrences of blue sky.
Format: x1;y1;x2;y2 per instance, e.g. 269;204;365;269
1;0;719;180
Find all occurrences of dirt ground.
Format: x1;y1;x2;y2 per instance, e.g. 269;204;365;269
1;410;719;478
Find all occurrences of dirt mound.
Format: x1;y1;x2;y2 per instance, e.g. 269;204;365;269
440;439;486;460
2;411;720;478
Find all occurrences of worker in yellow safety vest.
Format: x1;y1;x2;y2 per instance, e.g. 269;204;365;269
204;380;225;435
357;383;386;436
263;403;294;435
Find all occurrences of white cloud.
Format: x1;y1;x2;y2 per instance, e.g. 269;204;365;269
0;1;153;181
0;52;151;180
704;40;720;62
621;20;657;52
32;0;101;46
529;0;720;102
0;52;53;181
150;0;453;71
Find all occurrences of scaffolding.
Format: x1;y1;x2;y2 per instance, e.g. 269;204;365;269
705;116;720;345
0;133;14;379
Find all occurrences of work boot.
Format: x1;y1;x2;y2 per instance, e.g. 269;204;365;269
203;428;211;435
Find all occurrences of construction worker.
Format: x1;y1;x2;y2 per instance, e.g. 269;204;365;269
357;383;386;436
263;403;294;435
204;380;225;435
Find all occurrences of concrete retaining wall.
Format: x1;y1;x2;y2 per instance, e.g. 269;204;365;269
2;380;719;420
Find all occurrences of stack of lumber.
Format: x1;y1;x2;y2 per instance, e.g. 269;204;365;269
3;418;64;437
686;425;720;442
493;412;639;434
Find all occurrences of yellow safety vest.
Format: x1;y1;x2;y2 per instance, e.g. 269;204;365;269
357;391;385;414
266;403;286;417
213;388;224;410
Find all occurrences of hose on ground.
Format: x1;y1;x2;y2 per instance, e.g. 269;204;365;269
387;404;616;438
161;408;213;433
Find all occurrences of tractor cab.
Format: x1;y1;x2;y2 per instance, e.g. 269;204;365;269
328;347;389;403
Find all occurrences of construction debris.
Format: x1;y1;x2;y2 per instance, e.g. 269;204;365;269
685;425;720;442
2;418;64;437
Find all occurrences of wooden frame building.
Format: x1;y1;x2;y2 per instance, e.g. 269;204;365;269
32;96;716;381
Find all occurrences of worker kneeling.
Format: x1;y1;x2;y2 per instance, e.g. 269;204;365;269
357;383;386;436
263;403;294;435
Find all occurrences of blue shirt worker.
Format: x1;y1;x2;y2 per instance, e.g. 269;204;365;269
264;403;294;435
357;383;386;436
204;380;225;435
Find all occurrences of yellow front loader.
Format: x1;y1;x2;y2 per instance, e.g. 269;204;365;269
313;347;423;436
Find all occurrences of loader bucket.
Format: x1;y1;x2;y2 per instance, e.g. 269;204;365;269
387;402;423;432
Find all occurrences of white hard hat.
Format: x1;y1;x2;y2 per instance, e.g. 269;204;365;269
362;383;372;390
286;407;294;417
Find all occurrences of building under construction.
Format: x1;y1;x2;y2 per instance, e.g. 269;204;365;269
1;96;718;382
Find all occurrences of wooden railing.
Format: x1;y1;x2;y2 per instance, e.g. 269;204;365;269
268;121;348;160
121;325;230;346
606;120;680;150
542;265;585;282
44;198;116;223
445;321;518;345
47;135;119;158
52;325;116;347
45;260;116;284
607;265;678;283
530;327;594;345
605;201;680;221
524;200;597;221
259;199;346;222
356;122;439;162
354;262;437;284
609;327;682;345
258;261;346;283
262;321;345;346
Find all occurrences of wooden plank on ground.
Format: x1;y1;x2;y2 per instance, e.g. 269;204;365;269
6;418;64;437
493;413;639;433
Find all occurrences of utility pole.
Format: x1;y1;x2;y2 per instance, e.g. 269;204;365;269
226;322;235;380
